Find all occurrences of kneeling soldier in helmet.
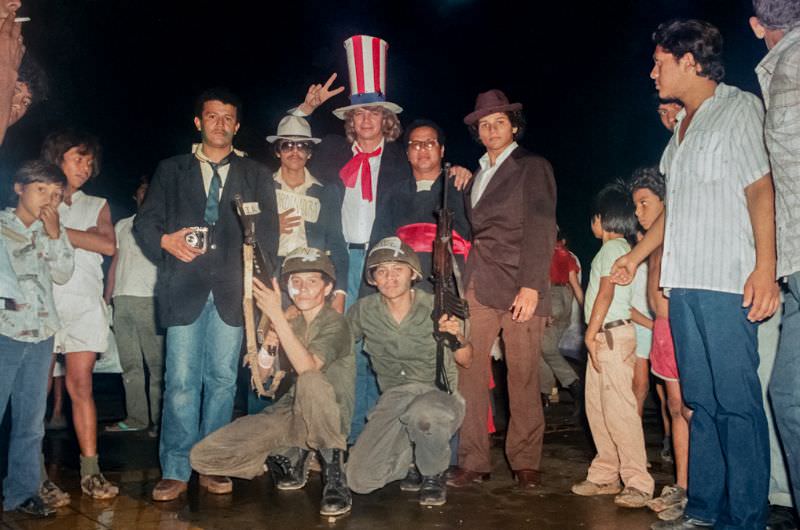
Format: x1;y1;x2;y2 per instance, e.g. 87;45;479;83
345;237;473;506
190;247;355;517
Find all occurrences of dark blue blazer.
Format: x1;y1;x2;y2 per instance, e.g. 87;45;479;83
370;173;471;293
134;153;279;328
307;134;412;297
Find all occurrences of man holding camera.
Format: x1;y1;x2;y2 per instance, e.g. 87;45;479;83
134;88;279;501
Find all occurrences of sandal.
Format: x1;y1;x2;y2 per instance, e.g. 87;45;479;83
80;474;119;499
104;421;146;433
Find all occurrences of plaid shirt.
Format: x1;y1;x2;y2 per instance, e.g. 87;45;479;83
757;26;800;278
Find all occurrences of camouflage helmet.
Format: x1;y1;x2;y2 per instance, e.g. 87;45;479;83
280;247;336;285
365;237;423;285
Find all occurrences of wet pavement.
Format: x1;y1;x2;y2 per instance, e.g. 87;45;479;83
0;398;674;530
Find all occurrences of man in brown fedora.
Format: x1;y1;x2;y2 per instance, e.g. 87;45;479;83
448;89;557;490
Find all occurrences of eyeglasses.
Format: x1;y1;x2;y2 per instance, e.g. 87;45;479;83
278;140;313;153
407;139;439;151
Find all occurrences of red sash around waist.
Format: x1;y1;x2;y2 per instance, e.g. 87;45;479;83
395;223;471;257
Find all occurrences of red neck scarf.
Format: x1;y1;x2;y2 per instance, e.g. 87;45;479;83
339;146;382;202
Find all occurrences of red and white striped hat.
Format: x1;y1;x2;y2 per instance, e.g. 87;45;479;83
333;35;403;120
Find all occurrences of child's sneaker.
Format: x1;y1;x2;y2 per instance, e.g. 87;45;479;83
647;484;687;513
80;474;119;499
38;480;70;508
614;486;653;508
571;479;623;496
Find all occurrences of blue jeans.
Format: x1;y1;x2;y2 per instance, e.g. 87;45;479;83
346;248;379;444
757;298;793;508
770;272;800;509
160;295;243;481
669;289;768;529
0;335;53;510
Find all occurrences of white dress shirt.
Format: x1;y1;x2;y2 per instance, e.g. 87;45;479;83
471;142;518;207
341;139;384;244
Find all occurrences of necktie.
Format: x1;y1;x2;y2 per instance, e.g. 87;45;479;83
204;156;231;224
339;146;382;202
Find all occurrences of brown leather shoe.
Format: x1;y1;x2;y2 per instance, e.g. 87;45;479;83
514;469;542;489
445;467;490;488
198;474;233;494
152;479;187;501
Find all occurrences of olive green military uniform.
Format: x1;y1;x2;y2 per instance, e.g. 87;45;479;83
190;305;354;479
345;290;465;493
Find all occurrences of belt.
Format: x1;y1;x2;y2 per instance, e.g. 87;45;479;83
348;243;368;250
603;319;631;330
552;282;569;287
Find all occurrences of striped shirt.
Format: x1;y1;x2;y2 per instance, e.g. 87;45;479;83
659;83;770;294
757;26;800;279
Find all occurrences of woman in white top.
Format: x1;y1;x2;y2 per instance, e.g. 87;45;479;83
42;130;119;500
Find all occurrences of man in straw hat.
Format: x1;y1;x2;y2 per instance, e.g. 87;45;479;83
447;89;557;491
191;247;355;517
346;237;472;506
267;115;348;314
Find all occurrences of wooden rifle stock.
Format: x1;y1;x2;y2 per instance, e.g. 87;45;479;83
233;195;294;399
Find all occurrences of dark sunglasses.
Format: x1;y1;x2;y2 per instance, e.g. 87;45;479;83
279;140;313;153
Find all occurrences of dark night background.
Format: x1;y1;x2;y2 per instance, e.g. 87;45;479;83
0;0;767;267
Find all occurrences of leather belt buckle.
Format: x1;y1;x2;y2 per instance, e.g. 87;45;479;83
603;319;631;331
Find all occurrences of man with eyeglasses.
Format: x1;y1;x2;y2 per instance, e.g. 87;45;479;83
268;115;348;314
371;119;470;293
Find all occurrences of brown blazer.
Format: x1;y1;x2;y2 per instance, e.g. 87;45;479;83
464;145;557;316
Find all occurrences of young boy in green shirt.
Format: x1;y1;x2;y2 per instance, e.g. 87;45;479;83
571;183;654;508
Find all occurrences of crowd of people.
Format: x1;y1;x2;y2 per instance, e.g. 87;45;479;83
1;1;800;529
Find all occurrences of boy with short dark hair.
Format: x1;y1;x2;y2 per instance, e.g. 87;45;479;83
629;167;689;522
571;183;654;509
0;160;74;517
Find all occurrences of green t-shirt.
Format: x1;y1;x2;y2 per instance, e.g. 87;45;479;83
283;304;355;436
584;238;633;325
347;290;458;392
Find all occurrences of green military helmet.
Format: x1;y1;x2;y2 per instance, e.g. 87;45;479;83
280;247;336;284
365;236;423;285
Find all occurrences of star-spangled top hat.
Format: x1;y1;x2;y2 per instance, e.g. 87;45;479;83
332;35;403;120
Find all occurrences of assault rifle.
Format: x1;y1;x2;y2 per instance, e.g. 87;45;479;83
431;163;470;394
234;195;294;399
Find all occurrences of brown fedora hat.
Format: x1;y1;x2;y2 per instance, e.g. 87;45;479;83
463;89;523;125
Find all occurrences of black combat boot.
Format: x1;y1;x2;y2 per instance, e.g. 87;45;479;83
266;448;311;490
418;473;447;506
399;463;423;492
319;448;352;517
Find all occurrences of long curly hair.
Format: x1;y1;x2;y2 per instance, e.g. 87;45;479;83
343;106;402;144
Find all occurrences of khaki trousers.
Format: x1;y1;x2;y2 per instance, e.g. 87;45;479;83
457;286;546;473
584;324;654;494
346;383;465;494
190;370;346;480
